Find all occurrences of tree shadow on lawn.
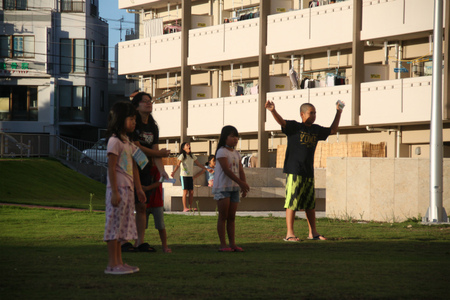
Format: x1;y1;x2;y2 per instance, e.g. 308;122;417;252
1;240;449;299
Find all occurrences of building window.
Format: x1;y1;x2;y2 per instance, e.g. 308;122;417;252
100;44;107;67
100;90;105;112
60;0;84;13
90;40;95;63
59;86;90;122
0;35;35;58
60;39;87;73
3;0;27;10
90;0;98;17
0;86;38;121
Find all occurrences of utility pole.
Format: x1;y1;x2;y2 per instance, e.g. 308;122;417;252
423;0;448;224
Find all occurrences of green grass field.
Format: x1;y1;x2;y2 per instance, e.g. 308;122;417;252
1;158;449;299
0;158;106;210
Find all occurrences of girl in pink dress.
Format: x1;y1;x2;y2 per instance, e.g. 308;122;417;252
103;101;146;275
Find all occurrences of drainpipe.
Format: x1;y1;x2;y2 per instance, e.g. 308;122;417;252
396;42;403;79
219;0;223;25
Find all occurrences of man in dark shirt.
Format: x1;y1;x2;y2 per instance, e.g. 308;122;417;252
266;100;343;241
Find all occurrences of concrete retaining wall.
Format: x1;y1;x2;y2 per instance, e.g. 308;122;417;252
326;158;450;222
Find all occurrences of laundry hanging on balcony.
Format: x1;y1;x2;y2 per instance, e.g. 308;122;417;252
144;18;163;38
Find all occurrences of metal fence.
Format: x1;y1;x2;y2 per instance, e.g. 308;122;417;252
0;133;107;183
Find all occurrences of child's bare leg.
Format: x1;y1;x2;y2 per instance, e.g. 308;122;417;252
107;240;117;267
227;201;239;248
217;198;231;248
189;190;194;208
305;209;326;240
285;208;299;241
182;190;189;210
116;240;124;265
107;240;120;267
135;202;147;246
158;229;171;253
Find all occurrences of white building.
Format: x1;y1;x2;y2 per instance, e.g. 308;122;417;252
117;0;449;166
0;0;108;140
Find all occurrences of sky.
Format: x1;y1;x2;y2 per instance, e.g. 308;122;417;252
98;0;135;68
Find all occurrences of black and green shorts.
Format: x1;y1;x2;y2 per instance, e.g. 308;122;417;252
284;174;315;211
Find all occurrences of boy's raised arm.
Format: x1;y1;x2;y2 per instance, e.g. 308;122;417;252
330;101;344;135
265;100;286;128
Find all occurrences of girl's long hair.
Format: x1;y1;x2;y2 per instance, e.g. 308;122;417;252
215;125;239;156
180;142;193;160
205;155;215;166
106;101;137;143
131;92;158;134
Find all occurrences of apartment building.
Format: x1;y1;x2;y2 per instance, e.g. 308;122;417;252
0;0;108;140
118;0;449;166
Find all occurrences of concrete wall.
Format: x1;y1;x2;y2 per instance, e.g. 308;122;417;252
162;165;327;212
326;157;450;222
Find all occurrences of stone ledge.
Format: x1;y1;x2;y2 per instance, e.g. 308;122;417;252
163;166;326;212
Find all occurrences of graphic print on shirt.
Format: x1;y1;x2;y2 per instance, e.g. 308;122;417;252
229;155;239;173
181;161;191;176
299;132;318;148
141;132;154;145
119;150;133;177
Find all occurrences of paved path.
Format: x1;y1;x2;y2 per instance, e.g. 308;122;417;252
1;203;326;219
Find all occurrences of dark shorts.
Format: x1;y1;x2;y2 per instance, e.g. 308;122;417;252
284;174;315;211
181;176;193;190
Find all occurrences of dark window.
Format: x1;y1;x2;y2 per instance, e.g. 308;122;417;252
60;38;87;73
100;44;107;67
0;86;38;121
61;0;84;12
100;90;104;112
90;40;95;63
59;86;90;122
3;0;27;10
0;35;35;58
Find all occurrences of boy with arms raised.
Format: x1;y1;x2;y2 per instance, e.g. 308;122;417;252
265;100;344;241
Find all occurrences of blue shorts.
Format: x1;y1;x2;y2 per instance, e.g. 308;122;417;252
181;176;193;190
213;190;240;203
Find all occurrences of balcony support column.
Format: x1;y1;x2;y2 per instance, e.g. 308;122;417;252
181;0;192;144
444;0;449;120
257;0;270;167
351;0;363;126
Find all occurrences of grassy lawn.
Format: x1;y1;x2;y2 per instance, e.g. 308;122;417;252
0;158;106;210
1;158;449;299
1;206;449;299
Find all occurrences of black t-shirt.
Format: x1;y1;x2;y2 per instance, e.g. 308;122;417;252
282;120;330;177
132;121;159;179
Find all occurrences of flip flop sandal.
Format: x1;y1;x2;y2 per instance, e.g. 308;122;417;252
307;235;326;240
283;236;300;242
137;243;157;252
121;242;138;252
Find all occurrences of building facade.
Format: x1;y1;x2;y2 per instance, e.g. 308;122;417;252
117;0;449;165
0;0;108;140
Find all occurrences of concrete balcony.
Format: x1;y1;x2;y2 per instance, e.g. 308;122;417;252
360;76;445;126
152;101;181;138
118;33;181;75
152;75;444;140
186;95;259;136
361;0;440;41
267;1;353;55
265;85;353;131
188;18;260;66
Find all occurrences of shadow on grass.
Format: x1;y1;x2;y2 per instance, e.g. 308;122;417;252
1;240;449;300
